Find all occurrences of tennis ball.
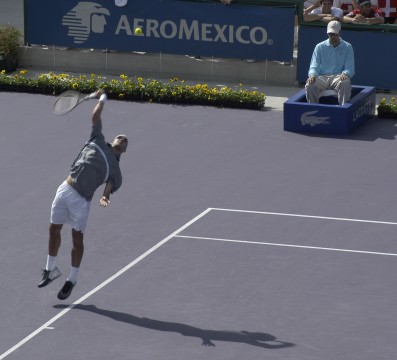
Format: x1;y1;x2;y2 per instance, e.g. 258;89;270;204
134;27;143;35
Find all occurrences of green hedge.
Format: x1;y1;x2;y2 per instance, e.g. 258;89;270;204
0;70;266;109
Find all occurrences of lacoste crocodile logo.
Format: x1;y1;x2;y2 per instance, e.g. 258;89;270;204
301;111;330;127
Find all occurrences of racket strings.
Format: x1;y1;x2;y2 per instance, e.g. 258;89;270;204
53;91;85;115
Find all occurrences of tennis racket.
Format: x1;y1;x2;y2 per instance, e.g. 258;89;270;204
53;90;92;115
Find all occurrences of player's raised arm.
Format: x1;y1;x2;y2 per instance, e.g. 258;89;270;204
92;89;107;125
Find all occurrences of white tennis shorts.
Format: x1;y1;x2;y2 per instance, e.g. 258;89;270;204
50;181;91;233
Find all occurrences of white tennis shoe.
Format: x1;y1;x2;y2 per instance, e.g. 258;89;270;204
38;267;62;288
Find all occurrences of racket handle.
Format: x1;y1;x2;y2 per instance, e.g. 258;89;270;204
87;92;97;99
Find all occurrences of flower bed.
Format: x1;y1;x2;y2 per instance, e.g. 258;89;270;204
0;70;266;110
377;97;397;119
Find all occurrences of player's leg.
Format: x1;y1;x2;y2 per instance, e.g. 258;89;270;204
57;229;84;300
71;228;84;268
38;223;64;288
57;197;90;300
38;182;70;288
49;223;63;256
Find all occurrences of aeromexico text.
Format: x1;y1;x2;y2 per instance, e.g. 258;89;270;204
115;16;271;45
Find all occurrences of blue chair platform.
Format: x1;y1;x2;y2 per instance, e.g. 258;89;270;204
283;86;376;135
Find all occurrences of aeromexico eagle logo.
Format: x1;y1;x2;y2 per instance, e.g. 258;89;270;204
62;2;110;44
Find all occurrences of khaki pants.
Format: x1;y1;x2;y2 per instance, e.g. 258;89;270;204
305;75;352;105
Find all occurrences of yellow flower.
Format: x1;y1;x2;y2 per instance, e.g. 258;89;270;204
0;69;265;109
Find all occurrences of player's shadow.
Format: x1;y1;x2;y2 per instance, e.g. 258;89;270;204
54;304;295;349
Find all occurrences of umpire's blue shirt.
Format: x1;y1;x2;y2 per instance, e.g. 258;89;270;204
308;38;355;79
69;120;122;201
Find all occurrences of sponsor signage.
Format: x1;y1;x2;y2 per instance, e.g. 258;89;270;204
284;86;376;135
26;0;295;61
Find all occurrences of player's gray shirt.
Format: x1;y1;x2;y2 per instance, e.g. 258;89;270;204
69;120;122;201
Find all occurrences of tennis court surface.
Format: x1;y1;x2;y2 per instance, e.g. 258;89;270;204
1;91;397;360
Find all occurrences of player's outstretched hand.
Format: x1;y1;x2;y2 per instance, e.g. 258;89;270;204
100;196;110;207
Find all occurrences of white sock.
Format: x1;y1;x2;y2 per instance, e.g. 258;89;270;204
67;267;79;284
46;255;57;271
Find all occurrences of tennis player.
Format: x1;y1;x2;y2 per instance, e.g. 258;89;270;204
38;89;128;300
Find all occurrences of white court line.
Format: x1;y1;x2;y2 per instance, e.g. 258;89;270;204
175;235;397;257
210;207;397;226
0;208;212;360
